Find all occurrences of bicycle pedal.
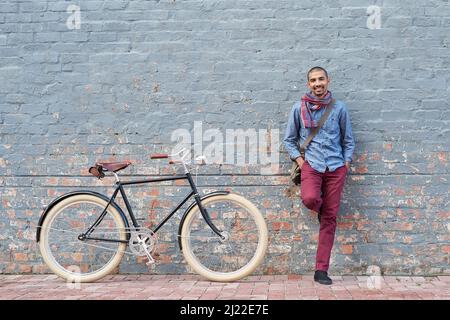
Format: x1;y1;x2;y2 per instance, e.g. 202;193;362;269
146;258;157;267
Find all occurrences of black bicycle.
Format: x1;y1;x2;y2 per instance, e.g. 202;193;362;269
36;148;268;282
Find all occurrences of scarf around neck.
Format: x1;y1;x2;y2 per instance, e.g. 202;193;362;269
300;91;333;128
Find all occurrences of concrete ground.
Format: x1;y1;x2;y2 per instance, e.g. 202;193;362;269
0;274;449;300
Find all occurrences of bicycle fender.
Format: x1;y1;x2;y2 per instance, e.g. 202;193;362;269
177;190;230;251
36;190;130;242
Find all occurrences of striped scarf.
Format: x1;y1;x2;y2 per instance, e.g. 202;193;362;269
300;91;333;128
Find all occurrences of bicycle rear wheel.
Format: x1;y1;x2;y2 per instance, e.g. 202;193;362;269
39;194;127;283
180;193;268;282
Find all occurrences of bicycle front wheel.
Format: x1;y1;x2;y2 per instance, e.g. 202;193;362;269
181;193;268;282
39;193;128;283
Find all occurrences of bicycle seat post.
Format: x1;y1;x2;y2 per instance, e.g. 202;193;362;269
112;171;120;183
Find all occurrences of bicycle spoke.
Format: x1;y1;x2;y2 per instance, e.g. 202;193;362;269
67;241;132;255
42;226;134;234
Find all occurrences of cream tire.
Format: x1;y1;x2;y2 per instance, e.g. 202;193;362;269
180;193;268;282
39;194;127;283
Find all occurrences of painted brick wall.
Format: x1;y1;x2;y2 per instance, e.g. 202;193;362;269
1;0;449;276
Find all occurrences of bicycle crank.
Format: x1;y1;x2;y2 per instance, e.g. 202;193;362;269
128;230;158;265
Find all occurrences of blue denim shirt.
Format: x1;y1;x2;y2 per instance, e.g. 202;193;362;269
283;100;355;173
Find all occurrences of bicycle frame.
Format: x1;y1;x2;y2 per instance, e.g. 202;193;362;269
80;172;224;244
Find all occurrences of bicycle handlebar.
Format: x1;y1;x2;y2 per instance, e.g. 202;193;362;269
150;153;169;159
151;148;206;167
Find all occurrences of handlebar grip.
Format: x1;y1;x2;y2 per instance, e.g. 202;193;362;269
150;153;169;159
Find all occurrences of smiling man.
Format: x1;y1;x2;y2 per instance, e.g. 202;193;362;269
283;66;355;285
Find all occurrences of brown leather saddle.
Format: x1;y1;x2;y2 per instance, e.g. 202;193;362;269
89;161;131;179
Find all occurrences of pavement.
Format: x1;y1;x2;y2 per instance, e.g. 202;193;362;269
0;274;449;300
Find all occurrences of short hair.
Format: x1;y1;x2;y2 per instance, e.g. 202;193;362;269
307;66;328;80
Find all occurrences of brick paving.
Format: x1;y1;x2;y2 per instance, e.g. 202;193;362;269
0;274;448;300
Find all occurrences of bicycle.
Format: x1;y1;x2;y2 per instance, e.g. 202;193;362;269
36;148;268;282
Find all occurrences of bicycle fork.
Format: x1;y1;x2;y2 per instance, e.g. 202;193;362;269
194;194;225;240
187;171;224;240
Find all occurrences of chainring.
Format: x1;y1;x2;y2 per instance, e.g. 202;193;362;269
128;229;157;257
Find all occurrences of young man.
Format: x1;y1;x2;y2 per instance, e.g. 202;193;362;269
283;66;355;285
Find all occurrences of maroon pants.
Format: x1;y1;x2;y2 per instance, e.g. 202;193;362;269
300;161;348;272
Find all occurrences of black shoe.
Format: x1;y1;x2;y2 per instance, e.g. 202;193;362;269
314;270;332;285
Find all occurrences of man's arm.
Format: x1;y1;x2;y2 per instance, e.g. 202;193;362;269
283;103;305;167
339;103;355;169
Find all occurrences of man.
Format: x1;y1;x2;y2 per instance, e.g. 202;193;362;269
283;66;355;285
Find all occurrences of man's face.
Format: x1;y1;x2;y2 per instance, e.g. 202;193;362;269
307;70;330;98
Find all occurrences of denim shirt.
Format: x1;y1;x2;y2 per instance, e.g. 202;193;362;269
283;100;355;173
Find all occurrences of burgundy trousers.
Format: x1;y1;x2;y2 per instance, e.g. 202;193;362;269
300;161;348;272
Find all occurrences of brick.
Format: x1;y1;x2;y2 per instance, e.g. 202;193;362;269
104;0;129;10
61;32;89;42
341;245;353;255
271;221;293;231
0;3;19;13
102;21;131;31
442;246;450;254
34;32;60;42
20;2;48;12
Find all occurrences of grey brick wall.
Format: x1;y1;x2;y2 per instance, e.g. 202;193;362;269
1;0;449;276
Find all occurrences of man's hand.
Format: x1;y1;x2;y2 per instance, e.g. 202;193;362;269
296;157;305;169
345;161;351;170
